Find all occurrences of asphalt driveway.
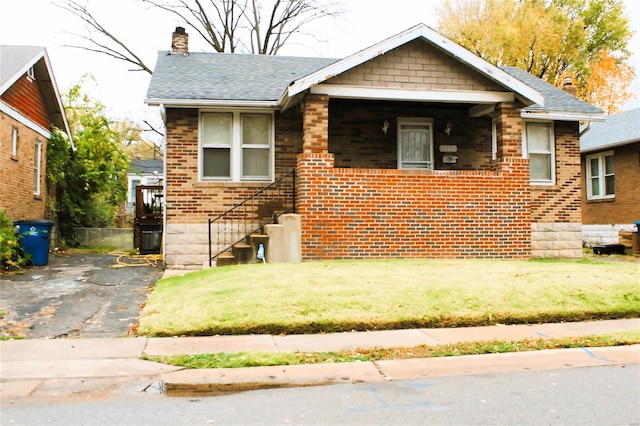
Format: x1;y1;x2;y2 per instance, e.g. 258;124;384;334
0;252;163;339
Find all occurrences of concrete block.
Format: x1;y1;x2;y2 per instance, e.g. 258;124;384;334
265;214;301;263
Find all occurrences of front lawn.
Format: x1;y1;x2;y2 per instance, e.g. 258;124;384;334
138;258;640;336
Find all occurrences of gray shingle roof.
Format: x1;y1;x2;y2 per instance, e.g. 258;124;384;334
0;45;44;90
580;108;640;153
146;52;338;102
500;66;602;115
146;50;601;119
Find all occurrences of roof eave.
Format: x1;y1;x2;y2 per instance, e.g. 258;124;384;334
521;110;605;122
145;98;280;109
581;137;640;153
40;49;74;149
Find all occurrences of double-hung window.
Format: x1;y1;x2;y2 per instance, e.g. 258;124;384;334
525;122;555;184
586;151;614;200
33;140;42;195
200;111;272;181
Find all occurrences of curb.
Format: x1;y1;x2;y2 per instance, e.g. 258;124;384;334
160;344;640;397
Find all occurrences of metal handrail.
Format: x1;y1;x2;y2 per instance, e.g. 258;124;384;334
208;169;296;266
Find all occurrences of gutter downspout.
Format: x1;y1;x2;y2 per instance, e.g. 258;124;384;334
160;104;168;268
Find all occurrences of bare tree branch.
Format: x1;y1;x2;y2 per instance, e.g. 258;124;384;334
54;0;154;74
55;0;346;78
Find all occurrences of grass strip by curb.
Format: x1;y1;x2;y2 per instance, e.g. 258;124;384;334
143;330;640;369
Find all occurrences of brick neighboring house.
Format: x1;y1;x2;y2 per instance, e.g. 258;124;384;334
145;25;604;269
0;45;72;222
580;108;640;246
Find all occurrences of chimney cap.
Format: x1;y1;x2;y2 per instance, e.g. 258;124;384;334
174;26;186;34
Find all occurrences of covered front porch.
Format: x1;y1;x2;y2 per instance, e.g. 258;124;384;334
294;94;533;260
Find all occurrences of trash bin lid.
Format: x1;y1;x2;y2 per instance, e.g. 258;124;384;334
13;219;54;226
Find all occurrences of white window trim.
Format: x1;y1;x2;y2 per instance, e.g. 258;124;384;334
397;117;435;170
11;126;18;157
586;151;615;200
33;140;42;196
522;121;555;185
199;109;274;182
491;118;497;161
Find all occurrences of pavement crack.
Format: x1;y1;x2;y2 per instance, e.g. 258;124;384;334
371;360;391;380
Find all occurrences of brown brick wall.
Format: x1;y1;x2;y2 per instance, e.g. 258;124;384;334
327;39;507;92
164;108;302;225
0;112;48;221
530;121;582;223
582;142;640;225
0;74;51;130
296;153;531;260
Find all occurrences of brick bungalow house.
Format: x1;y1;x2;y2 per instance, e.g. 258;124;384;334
145;25;604;269
580;108;640;246
0;45;72;223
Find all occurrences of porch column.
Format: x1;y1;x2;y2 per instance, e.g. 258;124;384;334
302;94;329;153
495;102;523;159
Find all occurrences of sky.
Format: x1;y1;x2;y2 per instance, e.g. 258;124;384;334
2;0;639;130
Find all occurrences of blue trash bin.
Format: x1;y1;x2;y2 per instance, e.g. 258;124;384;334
14;220;54;266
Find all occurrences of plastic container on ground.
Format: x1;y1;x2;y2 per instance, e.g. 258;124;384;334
14;219;54;266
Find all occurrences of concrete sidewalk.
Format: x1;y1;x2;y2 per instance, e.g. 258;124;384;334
1;319;639;398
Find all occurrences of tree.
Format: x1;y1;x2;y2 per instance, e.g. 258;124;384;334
47;81;131;242
56;0;345;74
436;0;634;111
578;50;635;114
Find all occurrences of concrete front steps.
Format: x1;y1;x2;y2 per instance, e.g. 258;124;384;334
215;234;269;267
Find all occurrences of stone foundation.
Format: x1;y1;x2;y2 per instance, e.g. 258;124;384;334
581;224;637;247
531;223;582;258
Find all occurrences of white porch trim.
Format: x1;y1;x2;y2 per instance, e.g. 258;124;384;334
310;85;514;104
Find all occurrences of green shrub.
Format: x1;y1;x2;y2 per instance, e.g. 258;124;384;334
0;210;30;273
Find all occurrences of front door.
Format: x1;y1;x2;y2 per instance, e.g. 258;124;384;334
397;118;434;170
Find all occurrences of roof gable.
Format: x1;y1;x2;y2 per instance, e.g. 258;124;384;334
0;45;73;142
286;24;544;106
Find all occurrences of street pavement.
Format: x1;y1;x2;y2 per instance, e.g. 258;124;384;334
1;319;638;399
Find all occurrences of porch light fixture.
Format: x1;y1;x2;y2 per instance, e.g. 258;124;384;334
445;122;453;136
382;120;390;134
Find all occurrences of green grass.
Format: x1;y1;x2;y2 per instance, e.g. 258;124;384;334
144;329;640;369
138;258;640;336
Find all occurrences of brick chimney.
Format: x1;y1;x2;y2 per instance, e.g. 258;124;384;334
562;77;577;96
171;27;189;55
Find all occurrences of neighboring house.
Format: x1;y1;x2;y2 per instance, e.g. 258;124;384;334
145;25;604;269
126;159;164;214
0;45;72;222
580;108;640;246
